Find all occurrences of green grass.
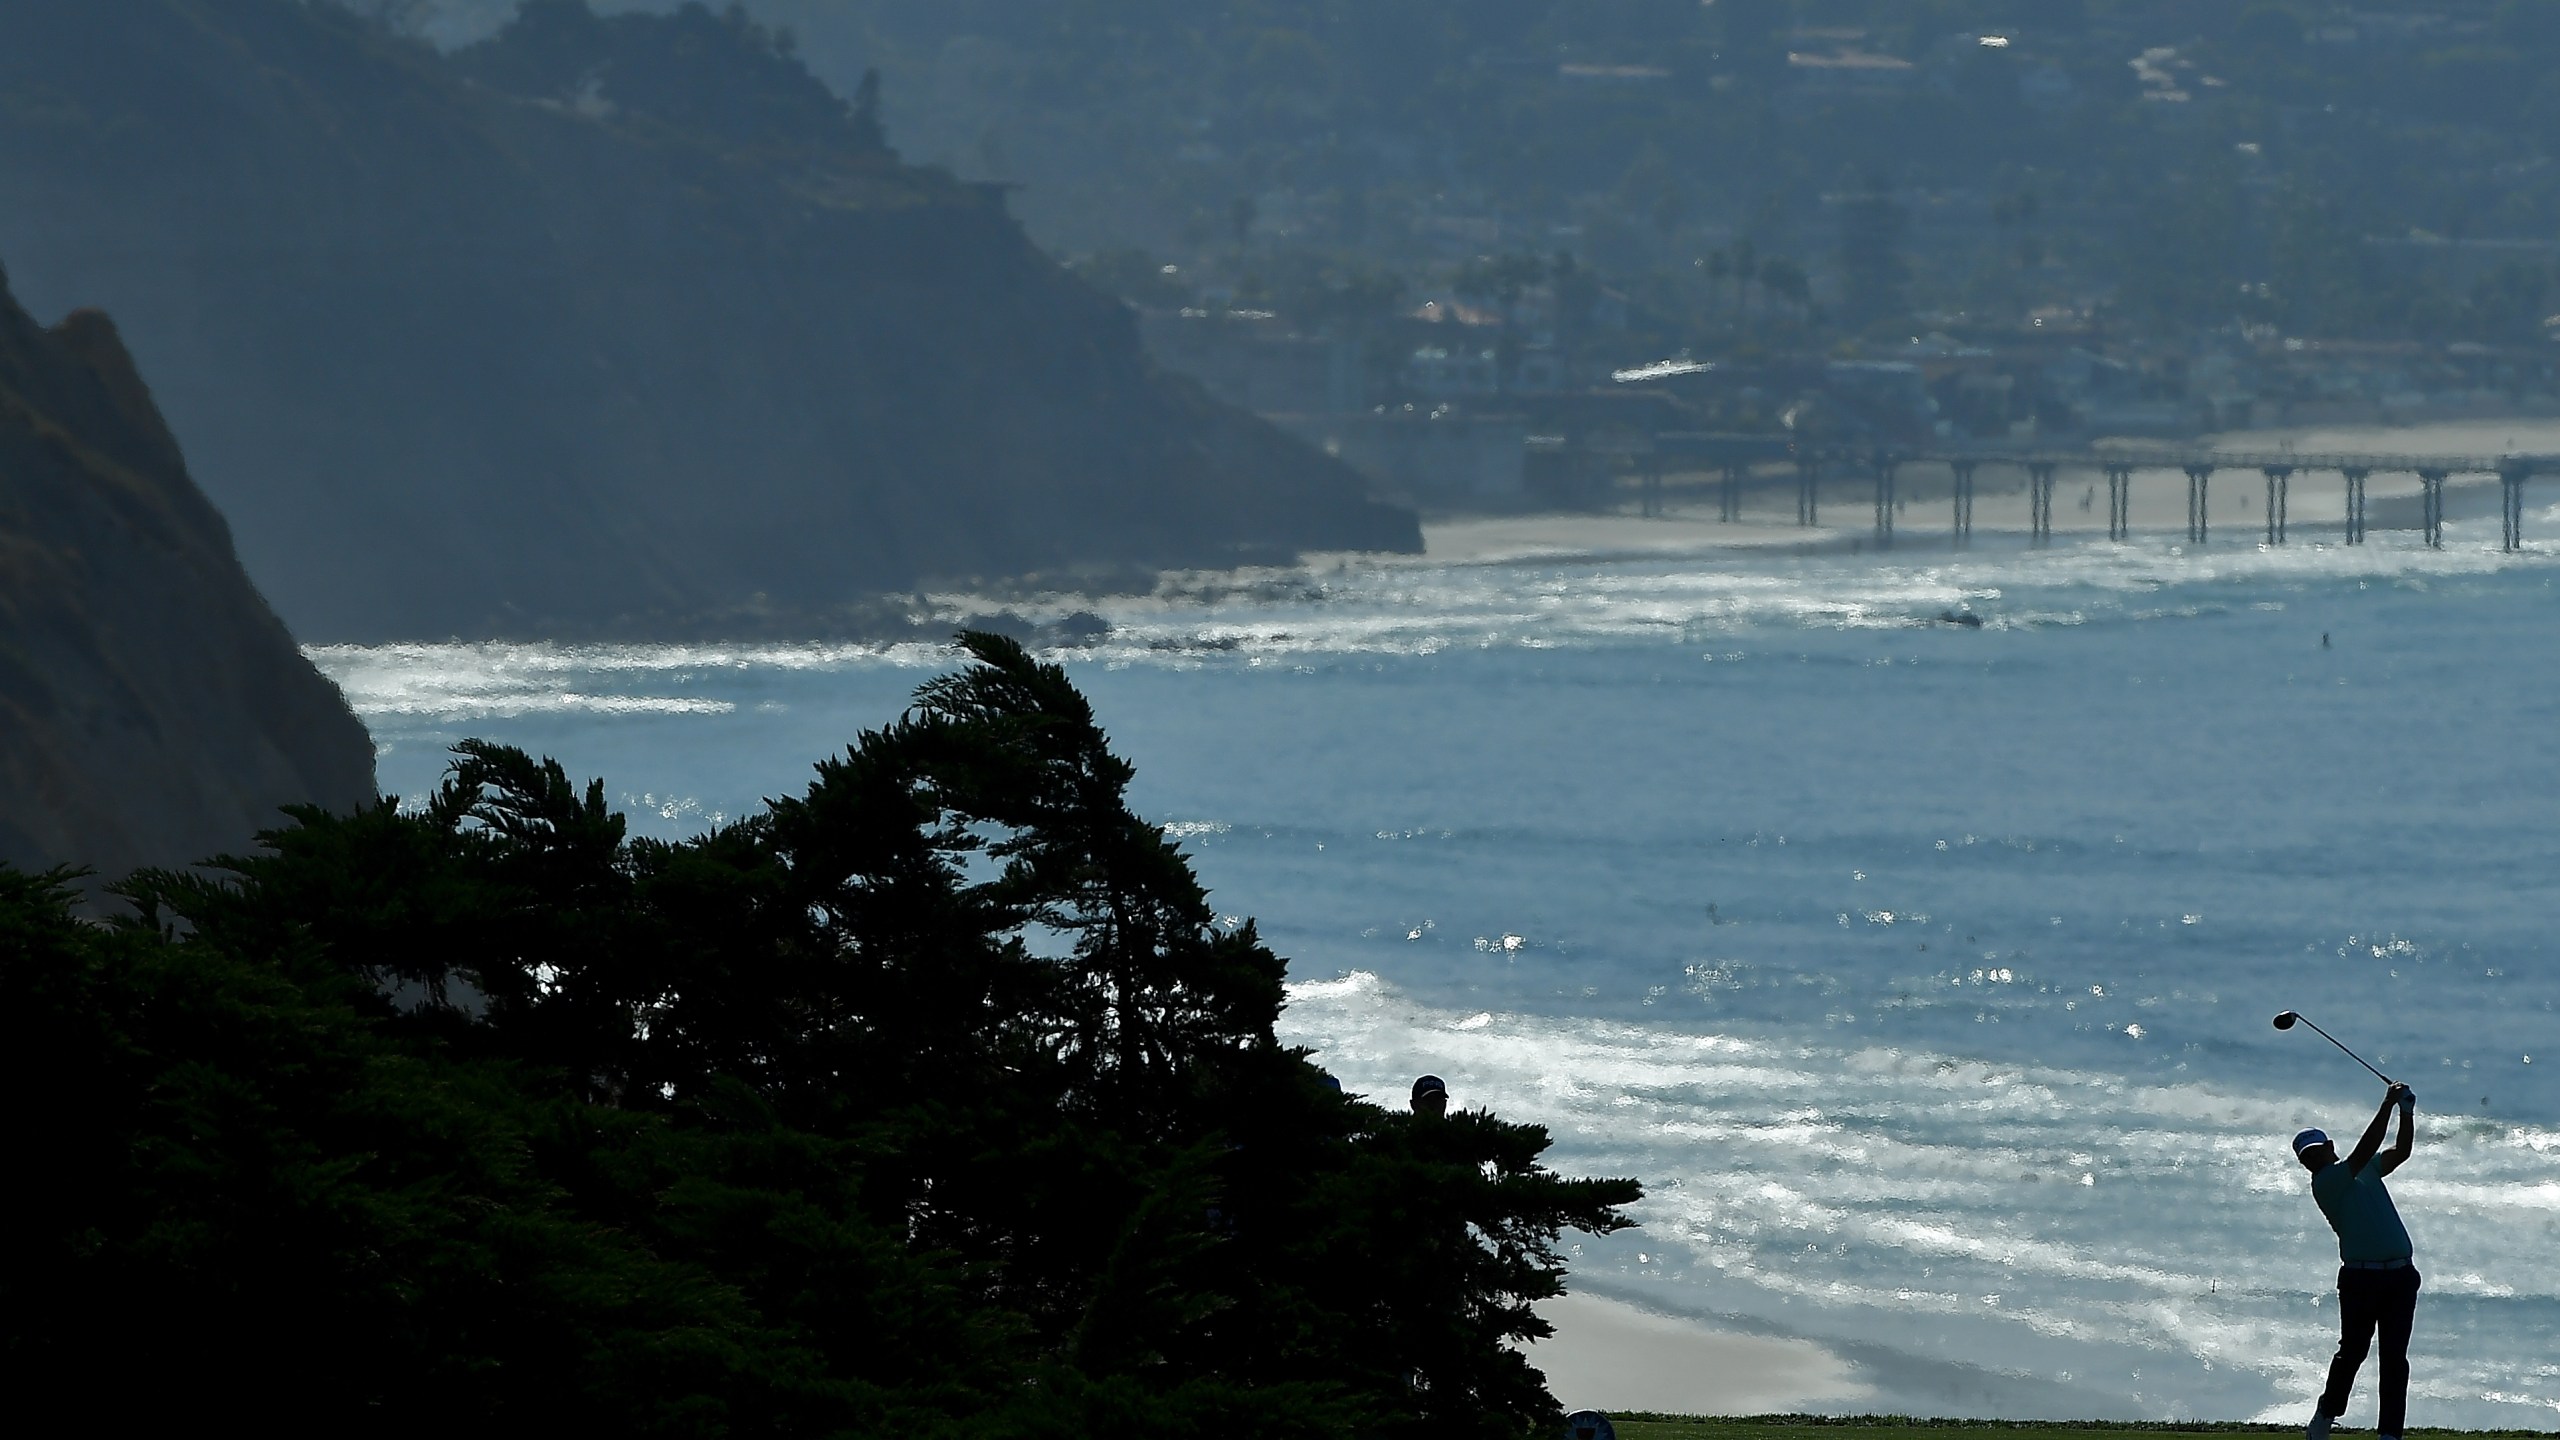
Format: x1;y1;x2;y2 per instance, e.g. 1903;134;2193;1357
1598;1419;2557;1440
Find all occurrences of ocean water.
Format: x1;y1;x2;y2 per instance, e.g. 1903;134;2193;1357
314;502;2560;1427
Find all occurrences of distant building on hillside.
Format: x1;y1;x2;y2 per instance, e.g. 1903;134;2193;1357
1401;344;1565;399
1557;62;1672;86
2313;12;2479;45
1786;46;1916;97
1409;298;1506;329
2363;233;2560;288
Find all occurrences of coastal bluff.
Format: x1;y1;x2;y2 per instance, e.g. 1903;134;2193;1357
0;1;1420;642
0;267;375;881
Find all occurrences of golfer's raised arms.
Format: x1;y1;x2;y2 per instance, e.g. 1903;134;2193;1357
2346;1084;2410;1175
2378;1088;2416;1177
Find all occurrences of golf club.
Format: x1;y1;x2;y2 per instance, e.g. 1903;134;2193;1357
2273;1010;2412;1100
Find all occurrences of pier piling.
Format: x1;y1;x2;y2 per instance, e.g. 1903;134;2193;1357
1674;442;2542;550
2263;466;2293;545
2184;465;2215;545
2029;462;2057;546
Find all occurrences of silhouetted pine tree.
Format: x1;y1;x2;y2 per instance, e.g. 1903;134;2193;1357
5;634;1638;1436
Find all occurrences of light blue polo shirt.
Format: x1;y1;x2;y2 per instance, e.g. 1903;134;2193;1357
2310;1156;2413;1263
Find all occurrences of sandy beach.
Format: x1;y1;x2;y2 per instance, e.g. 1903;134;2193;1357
1525;1294;1875;1416
1416;509;1841;566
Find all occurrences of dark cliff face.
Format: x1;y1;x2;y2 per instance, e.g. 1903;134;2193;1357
0;268;377;880
0;1;1420;642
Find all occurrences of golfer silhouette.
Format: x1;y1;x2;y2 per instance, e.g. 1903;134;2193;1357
2293;1082;2420;1440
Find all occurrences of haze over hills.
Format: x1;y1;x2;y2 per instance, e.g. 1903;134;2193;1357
0;264;376;881
393;1;2560;341
343;2;2560;493
0;1;1417;642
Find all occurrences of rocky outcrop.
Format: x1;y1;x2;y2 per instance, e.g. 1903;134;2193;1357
0;266;376;880
0;1;1419;642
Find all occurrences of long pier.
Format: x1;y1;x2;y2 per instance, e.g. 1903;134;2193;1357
1646;434;2551;552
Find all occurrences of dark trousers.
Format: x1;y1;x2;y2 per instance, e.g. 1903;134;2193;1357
2320;1264;2421;1435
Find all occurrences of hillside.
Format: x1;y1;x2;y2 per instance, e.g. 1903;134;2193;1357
0;264;376;880
0;1;1417;641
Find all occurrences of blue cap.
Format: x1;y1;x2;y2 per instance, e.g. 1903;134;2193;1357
2292;1127;2330;1155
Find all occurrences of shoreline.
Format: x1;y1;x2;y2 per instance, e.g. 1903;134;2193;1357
309;419;2560;650
1526;1293;1876;1417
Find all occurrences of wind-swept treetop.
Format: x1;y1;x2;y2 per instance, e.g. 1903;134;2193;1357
6;634;1638;1436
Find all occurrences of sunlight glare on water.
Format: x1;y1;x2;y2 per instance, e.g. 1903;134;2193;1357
320;508;2560;1426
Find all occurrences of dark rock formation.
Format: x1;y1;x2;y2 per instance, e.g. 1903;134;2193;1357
0;1;1419;642
0;266;377;880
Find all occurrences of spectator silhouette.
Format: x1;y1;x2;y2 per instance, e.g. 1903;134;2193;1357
1412;1074;1449;1119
